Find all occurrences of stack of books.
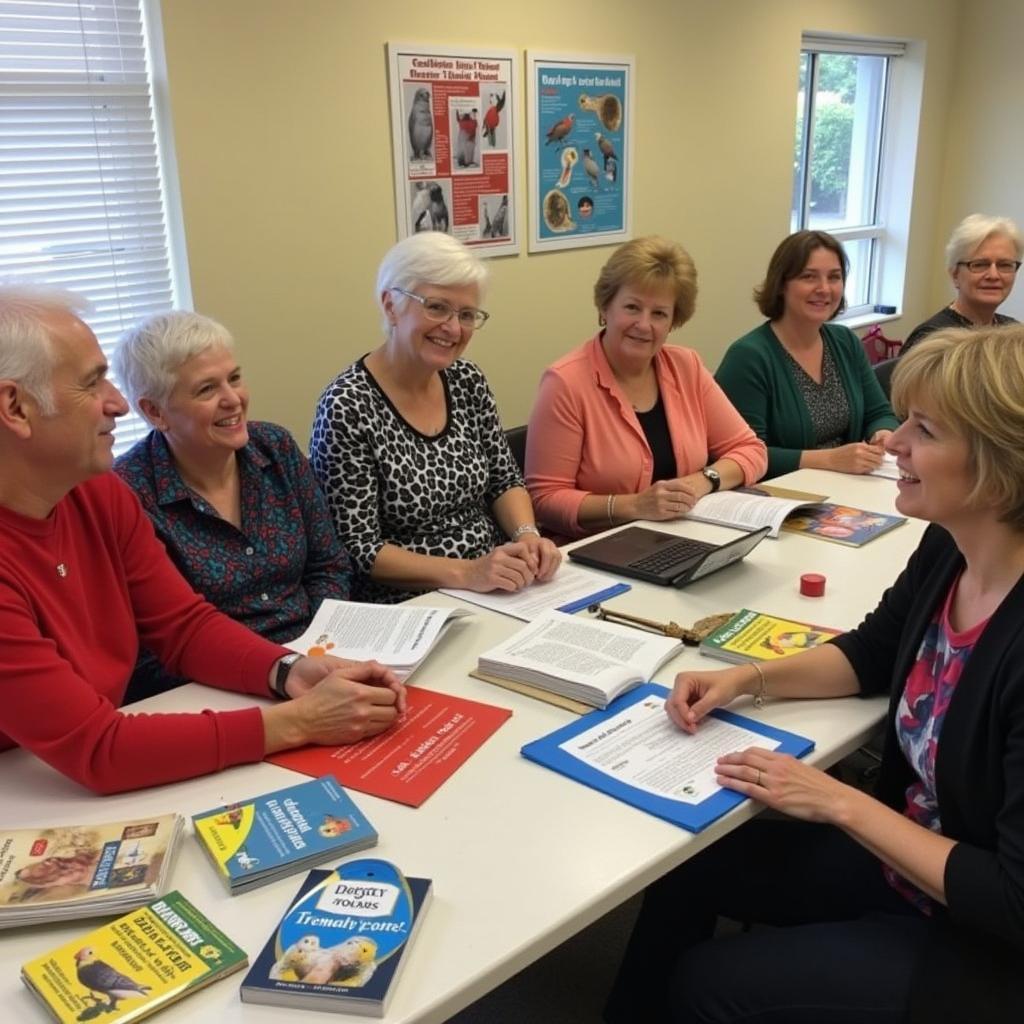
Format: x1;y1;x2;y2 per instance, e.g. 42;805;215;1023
0;813;183;929
191;775;377;894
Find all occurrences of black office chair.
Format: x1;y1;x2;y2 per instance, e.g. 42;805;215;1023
505;424;527;474
874;357;898;400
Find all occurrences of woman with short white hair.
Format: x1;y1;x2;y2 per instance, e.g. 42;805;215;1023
113;311;351;700
900;213;1022;356
310;231;560;603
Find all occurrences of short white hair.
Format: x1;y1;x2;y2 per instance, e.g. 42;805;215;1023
375;232;488;334
0;284;91;415
112;311;234;413
945;213;1023;271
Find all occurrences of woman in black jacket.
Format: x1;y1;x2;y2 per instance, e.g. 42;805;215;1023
605;324;1024;1024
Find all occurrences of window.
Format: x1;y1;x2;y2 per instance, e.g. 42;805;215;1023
791;34;919;321
0;0;190;450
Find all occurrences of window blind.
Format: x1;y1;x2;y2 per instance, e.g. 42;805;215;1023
0;0;184;449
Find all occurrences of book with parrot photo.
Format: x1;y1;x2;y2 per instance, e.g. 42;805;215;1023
21;890;247;1024
698;609;842;666
0;814;184;929
240;858;432;1016
191;775;377;894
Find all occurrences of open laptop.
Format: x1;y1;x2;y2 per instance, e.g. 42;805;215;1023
568;525;770;587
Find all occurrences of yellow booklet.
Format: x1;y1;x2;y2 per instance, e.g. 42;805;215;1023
698;609;841;665
21;890;247;1023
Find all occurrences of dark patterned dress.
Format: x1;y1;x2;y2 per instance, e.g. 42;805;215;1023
309;357;523;603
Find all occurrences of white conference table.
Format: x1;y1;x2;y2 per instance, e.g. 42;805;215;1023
1;469;924;1024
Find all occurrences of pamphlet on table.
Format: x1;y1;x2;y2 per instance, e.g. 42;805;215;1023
0;814;183;929
286;600;471;680
241;858;431;1017
521;683;814;832
267;686;511;806
684;486;827;538
21;890;248;1023
699;609;842;666
440;562;630;621
476;609;684;709
191;775;377;894
780;503;905;546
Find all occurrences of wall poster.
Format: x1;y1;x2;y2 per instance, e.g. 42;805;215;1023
527;52;634;253
387;42;520;257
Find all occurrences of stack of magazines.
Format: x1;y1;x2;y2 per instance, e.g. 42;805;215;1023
0;813;184;928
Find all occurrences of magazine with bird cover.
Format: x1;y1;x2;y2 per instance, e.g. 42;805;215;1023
191;775;377;894
0;814;184;929
21;890;247;1024
698;609;842;665
387;42;520;256
240;858;432;1017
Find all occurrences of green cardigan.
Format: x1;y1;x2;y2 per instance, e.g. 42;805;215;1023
715;321;898;479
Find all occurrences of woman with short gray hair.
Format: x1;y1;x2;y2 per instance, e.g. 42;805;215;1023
113;311;351;701
900;213;1021;356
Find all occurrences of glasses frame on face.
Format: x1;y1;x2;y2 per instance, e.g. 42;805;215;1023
391;288;490;329
956;259;1022;275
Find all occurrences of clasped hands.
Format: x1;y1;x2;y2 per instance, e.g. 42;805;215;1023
666;665;850;825
462;532;561;593
631;472;712;521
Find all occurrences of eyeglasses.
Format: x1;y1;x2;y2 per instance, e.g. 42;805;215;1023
392;288;490;329
956;259;1022;275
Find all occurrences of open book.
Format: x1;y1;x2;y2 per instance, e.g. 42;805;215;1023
476;609;683;709
684;486;827;538
286;600;470;680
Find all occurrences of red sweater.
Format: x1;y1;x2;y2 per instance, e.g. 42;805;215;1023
0;474;287;794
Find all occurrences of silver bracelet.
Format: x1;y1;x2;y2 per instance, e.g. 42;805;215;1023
751;662;768;709
607;494;616;525
510;523;540;540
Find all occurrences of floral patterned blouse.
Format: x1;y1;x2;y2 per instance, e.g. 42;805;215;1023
115;421;351;698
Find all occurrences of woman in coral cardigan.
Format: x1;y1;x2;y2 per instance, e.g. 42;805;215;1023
525;236;767;541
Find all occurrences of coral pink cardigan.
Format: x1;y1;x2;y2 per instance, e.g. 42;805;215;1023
525;335;767;539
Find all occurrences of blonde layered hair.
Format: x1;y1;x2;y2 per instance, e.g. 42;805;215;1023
891;324;1024;530
593;236;697;329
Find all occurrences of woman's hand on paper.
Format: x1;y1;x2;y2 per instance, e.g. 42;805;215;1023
629;477;703;521
516;532;562;582
826;441;885;474
666;665;754;733
462;543;538;593
714;747;853;824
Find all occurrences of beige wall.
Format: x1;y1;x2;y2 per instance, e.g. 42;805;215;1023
158;0;963;443
933;0;1024;320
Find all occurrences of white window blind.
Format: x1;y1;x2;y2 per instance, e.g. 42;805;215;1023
0;0;187;450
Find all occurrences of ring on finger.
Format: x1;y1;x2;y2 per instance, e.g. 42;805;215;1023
755;768;762;786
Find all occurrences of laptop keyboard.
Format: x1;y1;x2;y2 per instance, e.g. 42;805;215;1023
628;537;711;574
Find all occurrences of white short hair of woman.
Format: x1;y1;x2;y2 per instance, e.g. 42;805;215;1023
0;284;90;415
945;213;1024;271
375;232;489;334
112;311;234;413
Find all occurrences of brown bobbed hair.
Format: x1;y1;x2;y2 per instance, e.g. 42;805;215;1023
891;323;1024;532
593;236;697;329
754;230;849;320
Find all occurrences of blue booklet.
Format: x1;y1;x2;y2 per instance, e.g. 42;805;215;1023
240;858;432;1016
192;775;377;893
521;683;814;832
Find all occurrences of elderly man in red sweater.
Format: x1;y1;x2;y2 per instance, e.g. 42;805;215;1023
0;288;405;794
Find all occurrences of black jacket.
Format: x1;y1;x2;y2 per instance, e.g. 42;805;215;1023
833;524;1024;1023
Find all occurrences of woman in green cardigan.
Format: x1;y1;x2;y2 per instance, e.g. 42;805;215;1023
716;230;898;479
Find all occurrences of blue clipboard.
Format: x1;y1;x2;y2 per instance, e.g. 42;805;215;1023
520;683;814;832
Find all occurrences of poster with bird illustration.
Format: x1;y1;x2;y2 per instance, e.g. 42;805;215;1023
527;52;634;252
388;43;521;256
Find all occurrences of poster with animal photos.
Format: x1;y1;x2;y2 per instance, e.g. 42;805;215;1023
387;42;520;256
527;51;634;252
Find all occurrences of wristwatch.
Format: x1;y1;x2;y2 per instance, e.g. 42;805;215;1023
271;652;303;700
701;467;721;493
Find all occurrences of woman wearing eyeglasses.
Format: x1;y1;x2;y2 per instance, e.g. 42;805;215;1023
310;232;560;603
899;214;1021;357
715;230;898;479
